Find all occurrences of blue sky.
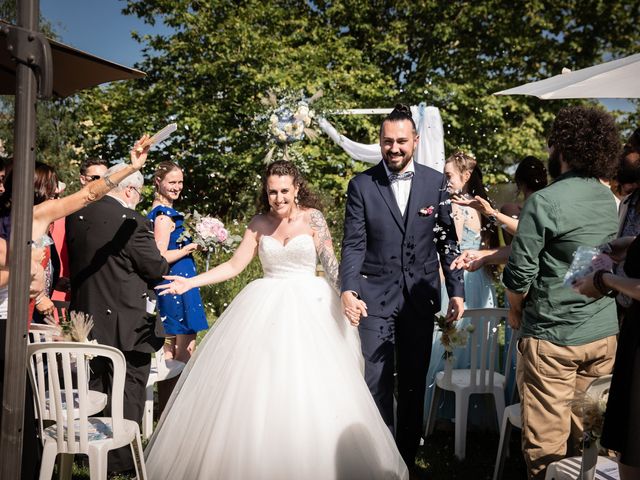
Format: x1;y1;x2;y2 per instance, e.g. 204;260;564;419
40;0;633;112
40;0;169;68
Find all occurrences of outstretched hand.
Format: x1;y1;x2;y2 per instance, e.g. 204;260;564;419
451;249;486;272
451;194;494;217
156;275;193;296
130;134;152;170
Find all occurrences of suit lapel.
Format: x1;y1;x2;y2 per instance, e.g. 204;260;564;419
404;167;426;234
373;162;405;233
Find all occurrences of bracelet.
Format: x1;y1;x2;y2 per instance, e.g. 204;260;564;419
34;294;45;305
164;336;176;345
593;269;616;297
485;208;502;225
104;174;118;189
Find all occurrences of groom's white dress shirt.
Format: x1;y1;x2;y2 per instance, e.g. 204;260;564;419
383;160;415;216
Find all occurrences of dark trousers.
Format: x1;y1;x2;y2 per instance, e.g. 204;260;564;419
358;294;434;467
90;349;151;473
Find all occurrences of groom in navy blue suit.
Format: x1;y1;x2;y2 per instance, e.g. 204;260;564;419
340;105;464;468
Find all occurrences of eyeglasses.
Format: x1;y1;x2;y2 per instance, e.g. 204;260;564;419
129;186;141;196
83;174;102;181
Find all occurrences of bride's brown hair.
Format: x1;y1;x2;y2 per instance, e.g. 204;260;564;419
260;160;322;213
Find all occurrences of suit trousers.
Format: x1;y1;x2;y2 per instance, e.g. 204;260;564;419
516;335;617;480
90;349;151;473
358;291;435;466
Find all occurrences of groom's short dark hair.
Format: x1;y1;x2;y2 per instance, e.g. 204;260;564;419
380;104;417;137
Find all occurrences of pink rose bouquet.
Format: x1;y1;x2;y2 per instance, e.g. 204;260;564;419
178;211;240;269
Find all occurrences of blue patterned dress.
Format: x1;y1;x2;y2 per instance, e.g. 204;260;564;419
148;205;208;335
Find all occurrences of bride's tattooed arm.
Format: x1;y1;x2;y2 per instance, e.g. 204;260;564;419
309;209;341;293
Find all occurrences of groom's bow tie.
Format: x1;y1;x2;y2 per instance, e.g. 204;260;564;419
388;171;414;182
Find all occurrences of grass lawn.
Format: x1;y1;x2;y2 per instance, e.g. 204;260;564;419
68;422;526;479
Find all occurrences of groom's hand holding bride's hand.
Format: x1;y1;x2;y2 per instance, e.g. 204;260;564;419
341;291;367;326
156;275;193;296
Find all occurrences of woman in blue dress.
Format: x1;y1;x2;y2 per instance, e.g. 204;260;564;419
148;162;208;369
426;151;499;425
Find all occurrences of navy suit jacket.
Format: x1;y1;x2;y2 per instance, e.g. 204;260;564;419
340;161;464;318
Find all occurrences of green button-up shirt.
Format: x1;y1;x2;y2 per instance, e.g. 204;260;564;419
502;172;619;346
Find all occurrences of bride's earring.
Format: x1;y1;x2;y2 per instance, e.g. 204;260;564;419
294;196;299;206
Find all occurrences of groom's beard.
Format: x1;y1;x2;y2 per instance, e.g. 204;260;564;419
383;151;413;172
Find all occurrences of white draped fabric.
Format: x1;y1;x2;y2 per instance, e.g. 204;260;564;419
317;103;446;172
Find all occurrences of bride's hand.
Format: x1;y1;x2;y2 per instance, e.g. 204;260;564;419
156;275;193;296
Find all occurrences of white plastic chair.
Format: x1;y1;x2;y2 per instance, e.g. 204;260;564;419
28;325;108;421
492;326;521;480
492;403;522;480
29;323;63;342
142;348;185;439
545;375;619;480
425;307;509;460
27;342;147;480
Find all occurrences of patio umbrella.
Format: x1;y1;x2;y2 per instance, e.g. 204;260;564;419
0;20;145;97
494;53;640;99
1;8;145;479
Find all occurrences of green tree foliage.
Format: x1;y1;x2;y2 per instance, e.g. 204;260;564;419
319;0;640;172
70;0;397;221
5;1;640;211
68;0;639;209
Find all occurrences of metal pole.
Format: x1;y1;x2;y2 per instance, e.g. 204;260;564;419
0;0;38;477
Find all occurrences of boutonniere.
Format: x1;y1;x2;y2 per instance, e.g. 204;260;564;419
419;206;435;217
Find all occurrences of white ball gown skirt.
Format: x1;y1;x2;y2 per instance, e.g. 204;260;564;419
144;234;408;479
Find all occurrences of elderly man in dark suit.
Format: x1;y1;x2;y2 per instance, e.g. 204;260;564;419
340;105;464;472
66;161;169;474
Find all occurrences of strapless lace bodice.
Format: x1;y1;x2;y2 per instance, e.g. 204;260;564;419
259;234;317;279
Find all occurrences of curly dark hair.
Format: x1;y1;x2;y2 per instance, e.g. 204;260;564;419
379;103;417;137
547;106;621;179
260;160;322;213
514;156;548;193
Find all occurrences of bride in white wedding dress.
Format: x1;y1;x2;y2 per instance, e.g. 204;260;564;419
144;160;408;480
